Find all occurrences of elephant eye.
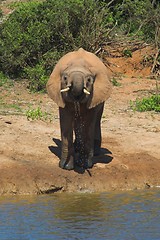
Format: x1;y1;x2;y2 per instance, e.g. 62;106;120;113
63;75;68;81
87;77;91;83
87;76;94;84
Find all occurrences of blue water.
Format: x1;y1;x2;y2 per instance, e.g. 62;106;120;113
0;189;160;240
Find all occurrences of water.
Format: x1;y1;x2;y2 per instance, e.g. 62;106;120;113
0;190;160;240
74;101;86;167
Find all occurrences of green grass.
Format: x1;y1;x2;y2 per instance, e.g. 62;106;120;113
130;94;160;112
0;72;9;86
0;98;19;109
0;72;14;87
26;106;51;121
111;78;122;87
6;104;22;111
0;97;23;114
123;49;132;58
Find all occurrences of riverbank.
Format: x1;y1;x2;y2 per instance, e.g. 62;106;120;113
0;70;160;195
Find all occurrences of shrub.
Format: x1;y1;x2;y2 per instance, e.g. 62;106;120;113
26;106;50;121
0;71;9;86
130;94;160;112
0;9;3;18
0;0;159;92
0;71;14;87
114;0;160;43
24;64;48;92
26;106;44;120
123;49;132;57
0;0;112;81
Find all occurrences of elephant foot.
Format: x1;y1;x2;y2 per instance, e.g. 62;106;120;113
94;140;101;156
59;158;74;170
75;159;93;169
85;158;93;169
75;154;84;168
75;155;93;169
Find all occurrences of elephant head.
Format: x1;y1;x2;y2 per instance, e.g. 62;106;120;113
47;48;112;109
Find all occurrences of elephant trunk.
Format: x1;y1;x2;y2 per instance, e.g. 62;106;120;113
71;74;84;97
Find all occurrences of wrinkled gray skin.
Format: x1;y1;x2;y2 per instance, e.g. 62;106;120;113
47;48;111;171
59;69;104;170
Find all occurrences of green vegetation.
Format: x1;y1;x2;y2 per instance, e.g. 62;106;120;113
114;0;159;41
0;97;22;113
0;8;2;18
26;106;51;121
111;78;122;87
123;49;132;58
0;71;13;87
130;94;160;112
24;64;48;92
0;0;112;90
0;0;159;92
0;71;9;86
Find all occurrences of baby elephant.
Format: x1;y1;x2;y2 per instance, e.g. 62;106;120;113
47;48;112;170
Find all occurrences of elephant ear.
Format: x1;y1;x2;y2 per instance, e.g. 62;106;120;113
46;50;80;108
78;49;112;109
88;67;112;109
46;65;65;108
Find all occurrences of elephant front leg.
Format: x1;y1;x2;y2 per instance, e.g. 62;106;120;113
94;103;104;156
59;108;74;170
84;107;104;168
84;126;95;169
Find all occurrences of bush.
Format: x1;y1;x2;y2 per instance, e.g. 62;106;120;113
0;0;159;92
24;64;48;92
0;0;112;82
0;71;13;87
0;9;3;18
130;94;160;112
114;0;160;43
123;49;132;57
0;71;9;86
26;106;48;121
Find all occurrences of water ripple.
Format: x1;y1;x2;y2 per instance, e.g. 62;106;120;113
0;190;160;240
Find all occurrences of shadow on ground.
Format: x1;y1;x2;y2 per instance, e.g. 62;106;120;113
48;138;113;174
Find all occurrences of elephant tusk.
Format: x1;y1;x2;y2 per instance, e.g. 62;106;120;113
60;87;70;93
83;88;90;95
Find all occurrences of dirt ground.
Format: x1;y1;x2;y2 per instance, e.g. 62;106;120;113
0;46;160;195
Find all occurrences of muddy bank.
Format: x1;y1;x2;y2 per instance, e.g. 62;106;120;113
0;76;160;195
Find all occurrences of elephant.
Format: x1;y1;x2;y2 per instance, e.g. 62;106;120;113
47;48;112;170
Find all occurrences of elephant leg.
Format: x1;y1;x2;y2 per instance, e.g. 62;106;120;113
59;107;74;170
94;103;104;156
84;116;96;169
